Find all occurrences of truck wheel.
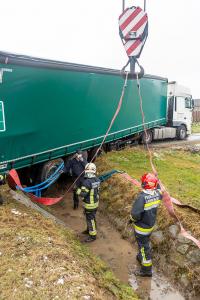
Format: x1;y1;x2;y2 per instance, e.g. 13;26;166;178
177;125;187;140
140;130;153;144
40;158;64;182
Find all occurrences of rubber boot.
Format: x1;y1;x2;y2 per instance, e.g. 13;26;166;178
84;236;96;243
136;253;142;264
134;269;152;277
82;229;89;235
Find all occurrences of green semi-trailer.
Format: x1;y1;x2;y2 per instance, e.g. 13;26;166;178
0;51;192;179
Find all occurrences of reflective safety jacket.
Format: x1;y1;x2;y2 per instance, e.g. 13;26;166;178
130;189;162;235
76;176;101;210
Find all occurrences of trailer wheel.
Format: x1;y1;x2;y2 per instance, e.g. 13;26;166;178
177;125;187;140
140;130;153;144
40;158;64;182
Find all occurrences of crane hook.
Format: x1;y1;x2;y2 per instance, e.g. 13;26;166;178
119;1;148;78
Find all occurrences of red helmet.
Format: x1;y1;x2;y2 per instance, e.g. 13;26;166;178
141;173;158;190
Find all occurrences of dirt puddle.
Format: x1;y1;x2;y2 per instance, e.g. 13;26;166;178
47;189;186;300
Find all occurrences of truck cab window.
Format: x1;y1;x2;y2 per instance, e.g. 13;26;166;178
185;97;192;109
175;96;192;112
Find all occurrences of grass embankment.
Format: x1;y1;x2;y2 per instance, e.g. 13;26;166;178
96;148;200;239
192;122;200;133
0;185;137;300
96;148;200;297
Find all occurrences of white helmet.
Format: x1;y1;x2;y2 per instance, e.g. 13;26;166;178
85;163;96;174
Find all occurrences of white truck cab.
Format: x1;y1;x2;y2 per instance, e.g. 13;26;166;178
167;81;193;137
151;81;193;142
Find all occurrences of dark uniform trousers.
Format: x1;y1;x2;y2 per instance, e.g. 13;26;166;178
135;231;152;273
85;209;97;237
73;189;79;209
64;158;87;209
73;181;82;209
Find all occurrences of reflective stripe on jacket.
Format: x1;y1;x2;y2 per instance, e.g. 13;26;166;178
76;176;100;210
131;189;162;235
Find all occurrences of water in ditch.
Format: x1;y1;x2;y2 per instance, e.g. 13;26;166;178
48;191;185;300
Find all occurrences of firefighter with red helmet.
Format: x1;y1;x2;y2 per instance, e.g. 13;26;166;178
129;173;162;277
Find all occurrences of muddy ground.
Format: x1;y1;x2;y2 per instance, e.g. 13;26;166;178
46;185;186;300
94;147;200;299
4;139;200;299
1;187;138;300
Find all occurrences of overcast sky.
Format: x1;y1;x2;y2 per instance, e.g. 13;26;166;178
1;0;200;97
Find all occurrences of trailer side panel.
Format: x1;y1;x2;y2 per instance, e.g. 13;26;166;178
0;53;167;172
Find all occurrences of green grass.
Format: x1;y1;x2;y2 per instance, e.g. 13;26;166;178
98;148;200;209
97;148;200;296
192;122;200;133
0;188;138;300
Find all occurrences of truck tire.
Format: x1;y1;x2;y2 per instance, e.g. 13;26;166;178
40;158;64;182
140;130;153;144
176;125;187;140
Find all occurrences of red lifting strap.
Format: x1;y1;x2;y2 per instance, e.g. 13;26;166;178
8;169;63;206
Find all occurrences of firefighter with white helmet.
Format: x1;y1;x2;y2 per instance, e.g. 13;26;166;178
85;163;96;175
129;173;163;277
76;162;101;242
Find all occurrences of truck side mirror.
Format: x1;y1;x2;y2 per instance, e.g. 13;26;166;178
191;99;194;109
